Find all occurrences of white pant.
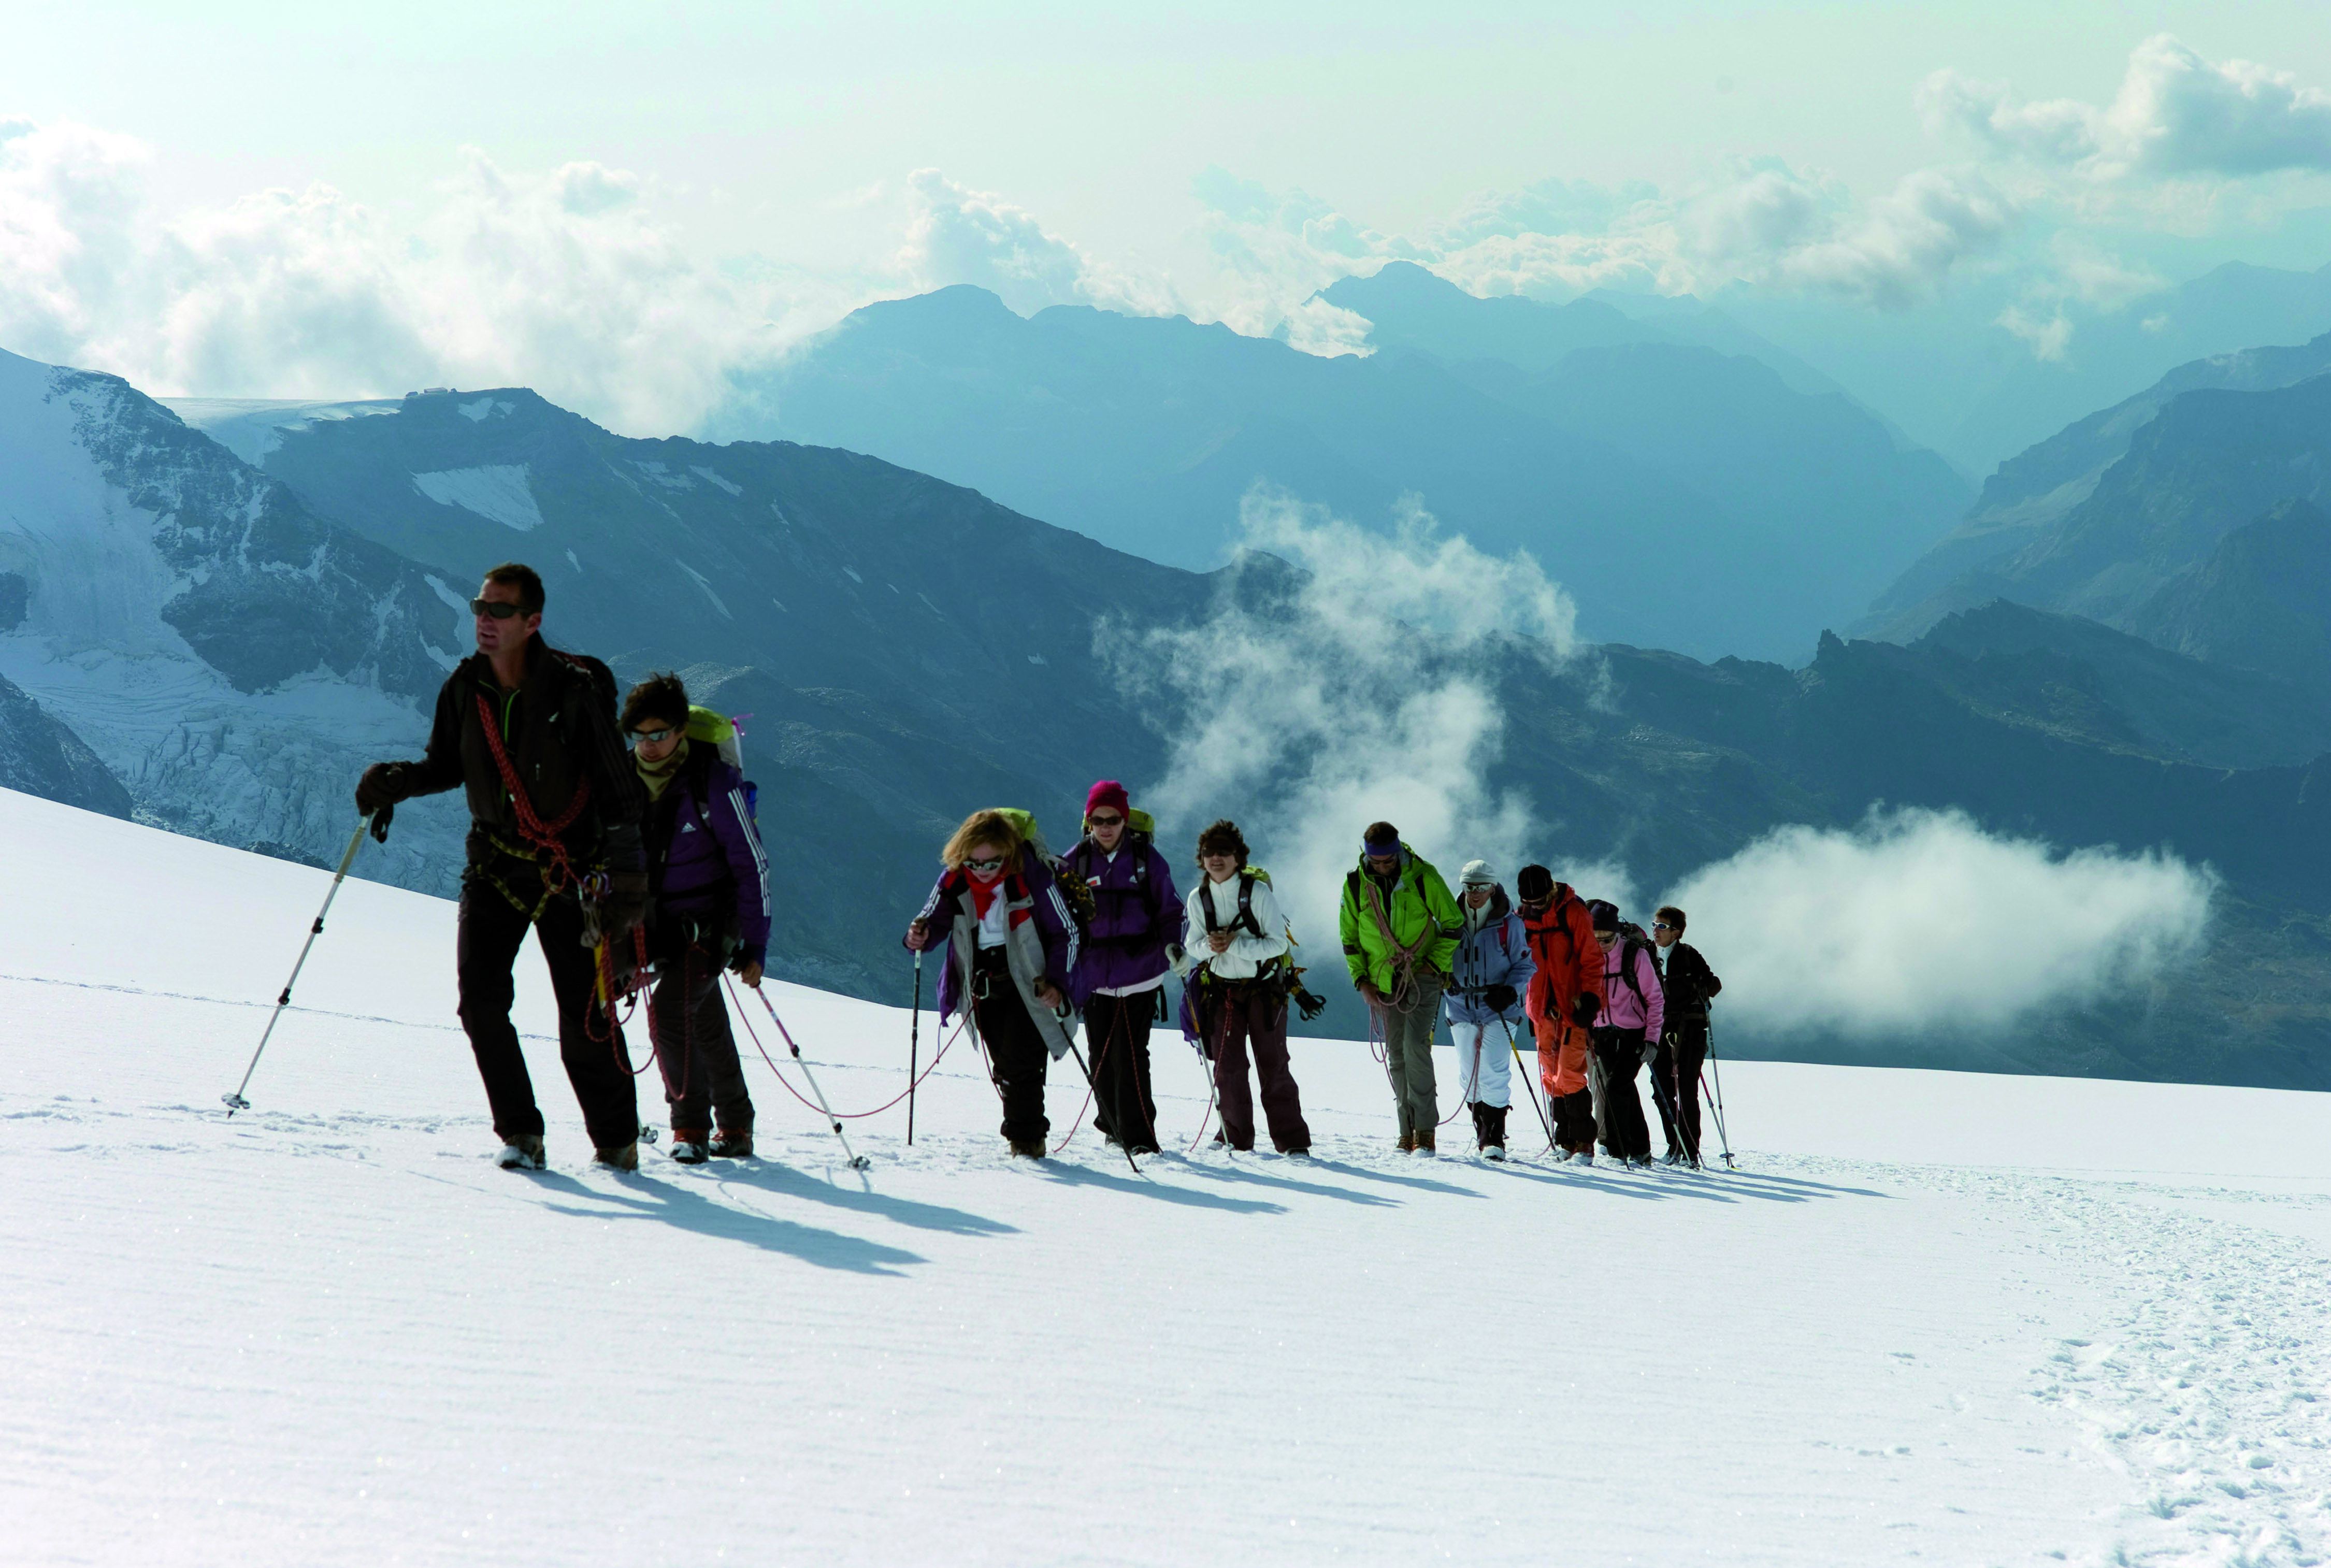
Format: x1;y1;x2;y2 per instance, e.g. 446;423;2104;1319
1445;1022;1512;1108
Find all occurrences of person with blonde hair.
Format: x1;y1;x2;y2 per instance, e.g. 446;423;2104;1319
904;809;1079;1157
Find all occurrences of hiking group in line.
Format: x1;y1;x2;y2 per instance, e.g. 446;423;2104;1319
905;799;1721;1167
353;562;1720;1173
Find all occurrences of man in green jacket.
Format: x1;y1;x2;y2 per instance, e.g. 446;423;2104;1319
1339;821;1463;1153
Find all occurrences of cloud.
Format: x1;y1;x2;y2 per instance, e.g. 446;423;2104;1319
1995;304;2073;362
1927;34;2331;182
1100;488;1578;956
1197;157;2010;330
897;168;1174;318
0;118;842;434
1661;807;2216;1036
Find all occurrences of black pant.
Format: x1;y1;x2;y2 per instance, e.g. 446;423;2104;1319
1650;1021;1709;1164
1083;990;1160;1151
971;951;1049;1144
1590;1027;1653;1161
1550;1088;1596;1153
1469;1101;1508;1150
648;931;754;1139
1210;982;1311;1154
456;873;640;1151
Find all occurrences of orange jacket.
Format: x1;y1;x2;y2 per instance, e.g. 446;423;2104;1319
1522;885;1605;1097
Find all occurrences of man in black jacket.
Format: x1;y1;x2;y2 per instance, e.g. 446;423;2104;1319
1649;903;1722;1168
355;562;651;1172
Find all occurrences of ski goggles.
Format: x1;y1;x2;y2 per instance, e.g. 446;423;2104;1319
626;727;679;747
469;597;531;620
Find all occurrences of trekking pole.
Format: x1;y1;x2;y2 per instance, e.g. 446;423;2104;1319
1499;1018;1556;1152
907;951;923;1147
740;980;871;1170
222;815;375;1116
1703;1019;1736;1169
1067;1039;1141;1174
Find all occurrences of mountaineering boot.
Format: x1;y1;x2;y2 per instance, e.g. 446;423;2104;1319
1008;1138;1046;1160
1661;1150;1684;1166
1576;1148;1594;1166
670;1138;709;1165
709;1129;754;1159
1398;1130;1417;1154
496;1134;546;1171
594;1140;641;1172
1551;1146;1576;1163
1414;1129;1436;1155
1484;1144;1506;1162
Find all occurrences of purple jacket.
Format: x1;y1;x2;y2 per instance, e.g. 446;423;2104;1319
907;843;1077;1027
645;751;772;963
1063;833;1184;1007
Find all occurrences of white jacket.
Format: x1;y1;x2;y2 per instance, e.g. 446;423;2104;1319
1184;871;1291;981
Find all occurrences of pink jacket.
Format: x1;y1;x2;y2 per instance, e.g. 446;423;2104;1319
1600;938;1665;1038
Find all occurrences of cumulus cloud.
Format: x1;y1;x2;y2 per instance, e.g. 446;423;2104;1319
1661;807;2216;1036
1926;34;2331;182
1100;488;1578;956
897;168;1175;318
0;118;842;433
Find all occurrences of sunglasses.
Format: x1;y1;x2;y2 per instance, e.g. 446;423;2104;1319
470;597;531;620
628;727;678;748
965;855;1007;873
1087;813;1125;828
1653;920;1677;931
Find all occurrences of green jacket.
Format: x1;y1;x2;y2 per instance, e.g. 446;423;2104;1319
1338;844;1463;992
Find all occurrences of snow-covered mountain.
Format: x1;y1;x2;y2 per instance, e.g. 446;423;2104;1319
0;348;469;889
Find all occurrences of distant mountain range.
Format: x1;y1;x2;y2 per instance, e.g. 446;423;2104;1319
712;271;1972;664
1864;333;2331;695
1720;257;2331;477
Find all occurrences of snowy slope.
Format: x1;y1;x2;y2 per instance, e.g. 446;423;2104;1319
5;784;2330;1566
0;351;468;891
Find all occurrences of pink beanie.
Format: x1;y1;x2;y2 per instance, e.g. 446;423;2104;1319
1085;779;1131;821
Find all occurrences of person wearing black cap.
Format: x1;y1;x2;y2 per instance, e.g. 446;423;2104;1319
1518;866;1604;1162
1589;899;1663;1167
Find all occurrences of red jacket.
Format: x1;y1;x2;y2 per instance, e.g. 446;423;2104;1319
1522;886;1606;1097
1522;885;1605;1031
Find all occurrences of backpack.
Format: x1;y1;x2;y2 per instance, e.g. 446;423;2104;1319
683;705;756;823
1609;922;1665;1013
1197;865;1271;940
994;808;1095;937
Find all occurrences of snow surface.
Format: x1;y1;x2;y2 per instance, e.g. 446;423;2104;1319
411;464;545;531
6;785;2331;1566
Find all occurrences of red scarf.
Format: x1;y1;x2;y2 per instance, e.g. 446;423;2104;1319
961;868;1031;929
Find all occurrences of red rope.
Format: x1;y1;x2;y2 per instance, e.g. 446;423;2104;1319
472;692;591;895
725;976;968;1119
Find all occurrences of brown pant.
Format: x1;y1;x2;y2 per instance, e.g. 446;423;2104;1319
1210;983;1311;1153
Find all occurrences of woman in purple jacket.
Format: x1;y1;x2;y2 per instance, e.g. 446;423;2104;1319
1065;780;1184;1156
623;674;772;1166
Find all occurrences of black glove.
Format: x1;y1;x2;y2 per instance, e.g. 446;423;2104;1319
1484;983;1518;1014
1570;991;1600;1028
602;871;651;939
368;804;394;843
355;761;410;816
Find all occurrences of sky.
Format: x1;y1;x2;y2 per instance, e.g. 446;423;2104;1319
8;2;2331;436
